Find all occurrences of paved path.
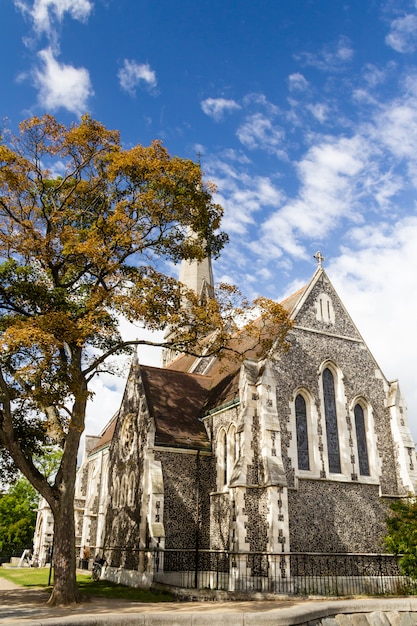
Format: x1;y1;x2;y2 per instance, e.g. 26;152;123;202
2;575;417;625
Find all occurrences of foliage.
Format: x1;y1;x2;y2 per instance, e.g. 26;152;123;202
0;114;292;604
0;568;173;601
0;476;38;551
384;497;417;578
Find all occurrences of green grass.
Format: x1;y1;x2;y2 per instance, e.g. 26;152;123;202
0;567;174;602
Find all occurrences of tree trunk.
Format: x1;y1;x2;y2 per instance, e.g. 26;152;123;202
47;351;87;605
48;483;81;605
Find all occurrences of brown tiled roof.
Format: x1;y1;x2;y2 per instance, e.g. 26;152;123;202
140;365;212;450
88;413;118;456
280;285;307;314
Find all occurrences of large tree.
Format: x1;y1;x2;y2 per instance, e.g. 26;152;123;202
0;115;291;605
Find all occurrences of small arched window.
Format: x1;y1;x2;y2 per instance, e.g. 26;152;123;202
113;478;119;509
128;472;136;507
323;367;341;473
354;404;370;476
120;475;127;507
295;394;310;470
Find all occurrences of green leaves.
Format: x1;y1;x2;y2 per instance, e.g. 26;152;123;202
0;477;38;550
385;497;417;578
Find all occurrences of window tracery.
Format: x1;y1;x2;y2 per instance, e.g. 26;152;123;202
295;394;310;470
322;367;341;473
354;403;370;476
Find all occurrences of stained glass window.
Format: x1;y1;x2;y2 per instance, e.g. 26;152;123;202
354;404;370;476
323;368;341;473
295;394;310;470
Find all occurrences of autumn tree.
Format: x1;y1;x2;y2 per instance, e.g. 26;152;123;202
0;115;291;605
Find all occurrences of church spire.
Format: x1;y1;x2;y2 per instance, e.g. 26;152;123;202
178;254;214;302
162;249;214;369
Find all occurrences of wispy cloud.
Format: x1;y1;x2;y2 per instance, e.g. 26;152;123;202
288;73;309;92
118;60;157;96
296;35;354;72
33;47;93;115
203;153;285;237
306;103;330;123
237;113;285;156
201;97;241;121
370;77;417;186
242;93;279;115
385;12;417;53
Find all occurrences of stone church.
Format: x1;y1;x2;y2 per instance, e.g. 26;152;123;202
33;253;417;588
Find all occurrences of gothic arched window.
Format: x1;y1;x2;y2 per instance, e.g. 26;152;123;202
120;475;127;507
354;403;370;476
323;367;341;473
295;394;310;470
223;430;228;485
128;472;136;507
113;478;119;509
217;429;227;489
228;424;237;477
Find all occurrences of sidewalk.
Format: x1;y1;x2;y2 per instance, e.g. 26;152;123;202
2;575;417;626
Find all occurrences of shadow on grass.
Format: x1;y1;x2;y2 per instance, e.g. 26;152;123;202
76;576;174;602
0;568;174;602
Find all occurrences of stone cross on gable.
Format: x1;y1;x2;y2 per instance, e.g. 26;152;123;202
314;251;325;267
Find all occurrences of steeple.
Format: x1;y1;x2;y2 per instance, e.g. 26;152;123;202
161;253;214;368
178;256;214;301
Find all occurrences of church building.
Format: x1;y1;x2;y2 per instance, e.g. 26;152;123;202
33;253;417;589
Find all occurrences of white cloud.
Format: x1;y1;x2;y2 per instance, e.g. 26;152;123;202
34;47;93;115
385;13;417;53
118;60;157;96
242;93;279;115
203;153;285;237
252;136;369;260
376;99;417;161
201;97;241;121
297;36;354;72
288;73;309;92
306;103;329;123
15;0;92;40
361;63;390;88
236;113;285;156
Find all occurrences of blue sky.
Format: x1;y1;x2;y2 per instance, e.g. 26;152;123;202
2;0;417;441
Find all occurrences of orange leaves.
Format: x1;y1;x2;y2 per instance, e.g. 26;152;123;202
0;114;294;413
1;311;78;354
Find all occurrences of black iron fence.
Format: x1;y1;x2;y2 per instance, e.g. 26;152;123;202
150;550;416;596
0;545;31;565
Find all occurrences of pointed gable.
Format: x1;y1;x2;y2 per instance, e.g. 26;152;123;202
287;267;363;341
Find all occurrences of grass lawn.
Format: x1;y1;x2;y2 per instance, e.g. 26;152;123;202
0;567;174;602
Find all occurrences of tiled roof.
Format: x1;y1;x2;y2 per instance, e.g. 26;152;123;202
140;365;212;450
280;285;307;314
87;413;118;456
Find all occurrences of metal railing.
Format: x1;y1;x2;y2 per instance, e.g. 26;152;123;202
150;550;416;596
